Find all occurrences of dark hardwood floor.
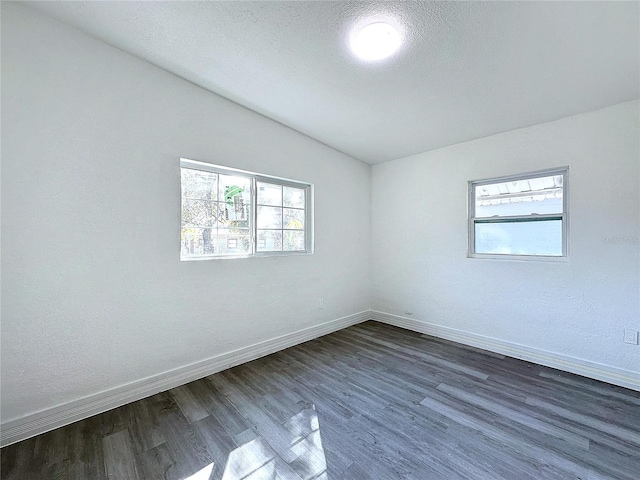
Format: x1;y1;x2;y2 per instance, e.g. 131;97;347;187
2;321;639;479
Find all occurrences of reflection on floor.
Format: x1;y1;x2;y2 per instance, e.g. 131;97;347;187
2;321;640;479
220;407;325;480
180;405;326;480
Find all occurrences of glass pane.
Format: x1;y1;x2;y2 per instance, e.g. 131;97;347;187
181;168;218;201
475;174;563;218
219;174;251;205
257;230;282;252
222;216;249;229
181;199;217;227
475;220;563;256
257;182;282;206
284;230;305;251
257;206;282;229
283;208;304;230
283;186;305;208
181;227;216;256
216;229;251;255
218;197;250;228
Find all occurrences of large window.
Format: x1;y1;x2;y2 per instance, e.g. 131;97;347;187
180;159;313;260
469;167;568;259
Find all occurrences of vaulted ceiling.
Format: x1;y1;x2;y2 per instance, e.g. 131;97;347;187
28;1;640;164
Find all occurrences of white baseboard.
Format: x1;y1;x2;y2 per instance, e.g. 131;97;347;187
371;310;640;392
0;311;370;447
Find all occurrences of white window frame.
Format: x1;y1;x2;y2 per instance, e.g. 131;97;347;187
180;158;314;260
468;167;569;261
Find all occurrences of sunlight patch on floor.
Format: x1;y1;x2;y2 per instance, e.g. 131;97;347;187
183;462;214;480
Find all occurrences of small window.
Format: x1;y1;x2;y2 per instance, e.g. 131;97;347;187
469;168;568;259
180;159;313;260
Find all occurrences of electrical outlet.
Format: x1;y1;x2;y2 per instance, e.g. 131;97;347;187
318;298;324;309
624;329;639;345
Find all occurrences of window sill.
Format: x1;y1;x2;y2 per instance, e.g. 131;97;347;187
467;253;569;263
181;250;313;261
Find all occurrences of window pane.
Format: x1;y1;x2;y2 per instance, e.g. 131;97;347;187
284;231;305;251
181;169;218;201
257;206;282;229
475;220;563;256
181;227;216;256
283;186;305;208
181;199;217;227
216;229;251;255
257;230;282;252
223;216;249;229
283;208;304;230
257;182;282;206
475;174;563;218
218;198;250;227
220;174;251;205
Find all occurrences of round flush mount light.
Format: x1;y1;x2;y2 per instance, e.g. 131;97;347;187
350;22;402;62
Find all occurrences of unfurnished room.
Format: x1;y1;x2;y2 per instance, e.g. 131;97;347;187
1;1;639;479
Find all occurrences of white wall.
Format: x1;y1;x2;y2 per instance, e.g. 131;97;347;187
372;100;640;377
0;4;371;423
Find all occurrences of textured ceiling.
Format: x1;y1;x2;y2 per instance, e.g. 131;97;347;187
27;1;640;164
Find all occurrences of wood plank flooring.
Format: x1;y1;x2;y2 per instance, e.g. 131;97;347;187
2;321;639;479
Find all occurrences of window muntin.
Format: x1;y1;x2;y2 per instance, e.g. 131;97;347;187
180;159;312;259
469;168;568;259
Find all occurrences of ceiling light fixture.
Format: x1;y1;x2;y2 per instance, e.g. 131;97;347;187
350;22;402;62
